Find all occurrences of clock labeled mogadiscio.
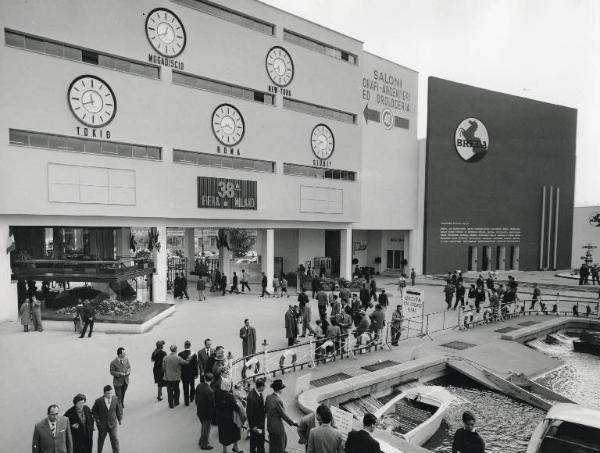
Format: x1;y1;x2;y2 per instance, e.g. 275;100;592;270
212;104;245;146
266;46;294;87
145;8;186;58
311;124;334;160
68;75;116;127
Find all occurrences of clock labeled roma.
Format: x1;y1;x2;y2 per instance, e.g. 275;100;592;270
266;46;294;87
212;104;245;146
145;8;186;58
68;75;116;127
311;124;334;160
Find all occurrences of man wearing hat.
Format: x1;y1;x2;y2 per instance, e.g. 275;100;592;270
355;310;370;338
265;379;298;453
162;344;194;408
91;385;122;453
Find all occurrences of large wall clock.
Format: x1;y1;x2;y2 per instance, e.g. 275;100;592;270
68;75;116;127
212;104;245;146
145;8;186;58
266;46;294;87
311;124;334;160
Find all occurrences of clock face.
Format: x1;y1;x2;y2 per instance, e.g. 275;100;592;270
68;75;116;127
145;8;186;58
311;124;334;160
212;104;245;146
266;46;294;87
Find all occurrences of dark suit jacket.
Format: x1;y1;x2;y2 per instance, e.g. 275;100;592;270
178;349;198;381
195;382;215;421
91;397;122;431
109;357;131;386
345;429;381;453
32;416;73;453
197;347;215;375
265;393;294;436
246;389;266;429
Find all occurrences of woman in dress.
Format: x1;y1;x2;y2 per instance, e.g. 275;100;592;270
64;393;94;453
151;340;167;401
215;379;243;453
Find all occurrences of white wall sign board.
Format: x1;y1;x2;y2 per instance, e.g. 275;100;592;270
331;406;354;441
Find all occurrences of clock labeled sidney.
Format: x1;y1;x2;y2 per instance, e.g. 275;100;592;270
212;104;245;146
145;8;186;58
311;124;334;160
266;46;294;87
68;75;116;127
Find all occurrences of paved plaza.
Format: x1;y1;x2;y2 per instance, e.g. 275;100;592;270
1;271;598;452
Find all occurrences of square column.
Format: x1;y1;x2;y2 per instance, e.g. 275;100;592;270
152;225;168;304
340;228;353;281
259;229;275;290
185;228;195;278
0;222;18;321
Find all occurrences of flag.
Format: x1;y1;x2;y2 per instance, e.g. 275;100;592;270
6;233;15;254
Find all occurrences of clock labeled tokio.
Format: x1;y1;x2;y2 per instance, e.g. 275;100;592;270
212;104;245;146
266;46;294;87
311;124;334;160
145;8;186;58
68;75;116;127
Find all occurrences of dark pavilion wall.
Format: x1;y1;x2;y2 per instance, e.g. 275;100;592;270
424;77;577;274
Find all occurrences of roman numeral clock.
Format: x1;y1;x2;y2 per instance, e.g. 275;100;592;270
68;75;116;127
145;8;186;58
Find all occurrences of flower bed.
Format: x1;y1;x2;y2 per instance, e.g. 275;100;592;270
55;298;151;318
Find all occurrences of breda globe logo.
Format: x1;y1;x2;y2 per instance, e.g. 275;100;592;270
589;212;600;227
454;118;489;162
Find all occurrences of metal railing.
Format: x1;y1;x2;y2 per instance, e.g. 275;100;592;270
12;257;154;277
225;297;600;386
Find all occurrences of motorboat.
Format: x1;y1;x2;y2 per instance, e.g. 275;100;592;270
526;403;600;453
374;385;453;447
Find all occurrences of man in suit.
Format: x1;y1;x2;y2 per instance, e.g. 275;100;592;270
91;385;122;453
163;344;194;408
32;404;73;453
179;340;198;406
195;373;216;450
246;378;266;453
285;305;298;346
307;405;343;453
260;272;270;297
345;413;382;453
239;318;257;357
109;347;131;408
265;379;297;453
197;338;214;378
79;299;95;338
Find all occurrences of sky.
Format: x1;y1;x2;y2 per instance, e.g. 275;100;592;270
261;0;600;206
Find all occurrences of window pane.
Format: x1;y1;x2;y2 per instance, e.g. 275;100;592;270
197;154;211;166
9;130;29;145
173;150;185;162
5;31;25;48
255;161;273;173
29;133;49;148
98;54;115;69
117;143;132;157
113;57;130;72
221;157;234;168
48;135;67;149
84;140;101;154
144;65;159;79
63;45;82;61
210;156;221;167
82;49;99;65
147;147;161;160
101;142;117;155
130;62;146;76
132;146;147;159
348;172;356;181
67;137;85;152
233;158;246;169
44;41;63;57
25;36;45;52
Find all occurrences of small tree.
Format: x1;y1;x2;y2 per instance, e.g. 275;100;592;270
228;229;256;258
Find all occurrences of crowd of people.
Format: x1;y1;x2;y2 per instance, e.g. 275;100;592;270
282;278;404;354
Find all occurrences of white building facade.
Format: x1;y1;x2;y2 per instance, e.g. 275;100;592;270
0;0;419;321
